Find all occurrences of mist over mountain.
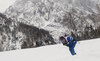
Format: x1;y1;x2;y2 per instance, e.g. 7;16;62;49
5;0;100;42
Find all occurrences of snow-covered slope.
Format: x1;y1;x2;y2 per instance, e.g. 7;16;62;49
0;38;100;61
5;0;100;42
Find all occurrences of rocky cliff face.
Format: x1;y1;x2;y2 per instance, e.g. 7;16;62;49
0;13;55;51
5;0;100;42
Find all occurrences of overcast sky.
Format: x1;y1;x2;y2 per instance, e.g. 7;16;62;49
0;0;16;13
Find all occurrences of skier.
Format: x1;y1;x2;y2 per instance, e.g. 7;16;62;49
60;36;77;55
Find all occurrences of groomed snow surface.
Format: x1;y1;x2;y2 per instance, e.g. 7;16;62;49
0;38;100;61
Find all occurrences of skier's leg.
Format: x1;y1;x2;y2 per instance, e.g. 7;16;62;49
69;47;72;55
69;47;75;55
69;42;77;55
71;47;76;55
69;46;75;55
71;42;77;55
69;40;77;55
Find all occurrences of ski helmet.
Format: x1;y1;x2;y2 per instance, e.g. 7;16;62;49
60;36;65;41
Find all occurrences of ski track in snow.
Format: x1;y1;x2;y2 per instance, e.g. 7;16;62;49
0;38;100;61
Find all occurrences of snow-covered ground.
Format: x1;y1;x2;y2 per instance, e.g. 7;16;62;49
0;38;100;61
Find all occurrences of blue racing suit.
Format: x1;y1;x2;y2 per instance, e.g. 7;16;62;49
63;36;77;55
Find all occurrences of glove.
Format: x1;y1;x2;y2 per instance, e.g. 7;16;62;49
63;42;69;46
63;43;68;46
67;42;69;44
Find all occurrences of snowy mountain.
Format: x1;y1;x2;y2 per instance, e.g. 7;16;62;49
0;13;55;51
0;38;100;61
5;0;100;42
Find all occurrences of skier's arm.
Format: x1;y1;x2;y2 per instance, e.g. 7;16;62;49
67;41;72;46
66;37;73;46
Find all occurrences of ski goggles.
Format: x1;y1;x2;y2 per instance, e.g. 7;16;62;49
60;40;62;41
